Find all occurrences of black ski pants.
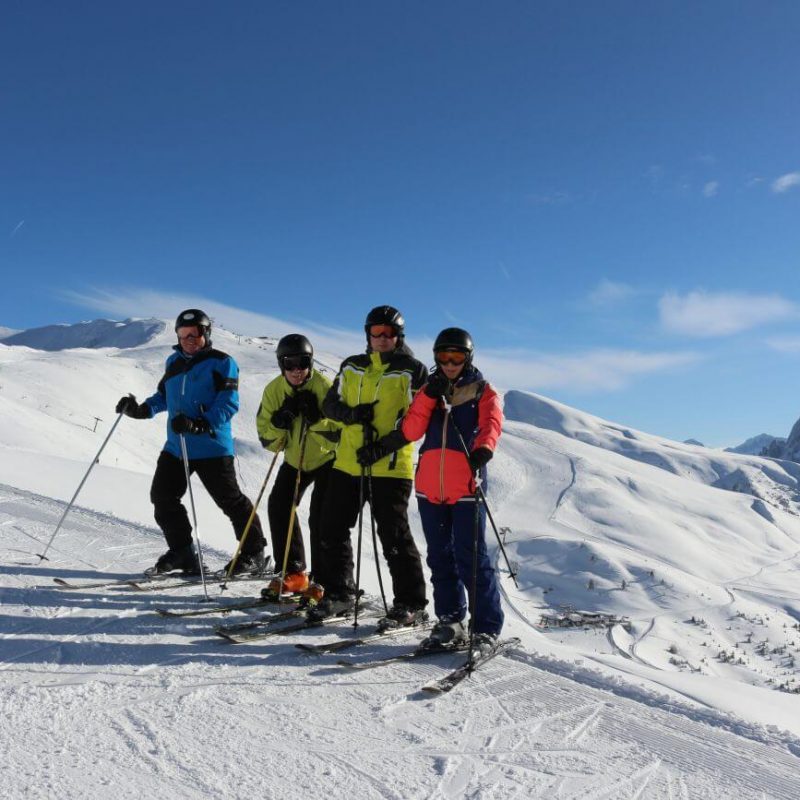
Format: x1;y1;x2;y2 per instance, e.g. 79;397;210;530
150;451;265;554
267;459;333;577
315;468;427;609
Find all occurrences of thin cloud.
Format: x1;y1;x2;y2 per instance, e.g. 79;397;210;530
702;181;719;198
659;290;797;337
772;172;800;193
10;220;25;238
587;279;636;308
477;348;701;393
765;336;800;354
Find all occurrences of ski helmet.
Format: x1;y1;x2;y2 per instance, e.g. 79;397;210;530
433;327;474;363
276;333;314;371
175;309;211;339
364;305;405;341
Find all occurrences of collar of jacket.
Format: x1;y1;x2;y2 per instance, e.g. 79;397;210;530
172;341;213;360
282;368;314;389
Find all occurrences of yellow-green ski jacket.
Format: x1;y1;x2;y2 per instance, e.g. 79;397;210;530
255;370;339;472
323;343;427;479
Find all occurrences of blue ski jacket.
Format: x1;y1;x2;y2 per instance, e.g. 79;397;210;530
144;344;240;460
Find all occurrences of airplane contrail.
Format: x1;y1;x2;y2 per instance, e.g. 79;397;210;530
10;220;25;238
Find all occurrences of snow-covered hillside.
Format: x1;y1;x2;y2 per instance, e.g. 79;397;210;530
2;318;800;797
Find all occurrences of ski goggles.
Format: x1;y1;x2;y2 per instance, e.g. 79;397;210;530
368;324;398;339
281;355;312;371
434;350;468;366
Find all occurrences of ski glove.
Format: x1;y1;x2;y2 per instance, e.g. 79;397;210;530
343;401;377;426
171;414;211;435
468;446;493;474
424;373;451;399
295;390;322;424
356;430;408;467
115;395;150;419
271;406;296;430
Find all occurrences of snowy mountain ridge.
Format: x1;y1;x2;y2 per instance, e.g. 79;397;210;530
2;317;800;797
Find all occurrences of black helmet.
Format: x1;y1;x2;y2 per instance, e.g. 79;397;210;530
434;327;473;355
365;305;404;341
175;308;211;339
276;333;314;371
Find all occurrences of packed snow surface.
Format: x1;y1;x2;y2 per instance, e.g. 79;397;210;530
2;319;800;797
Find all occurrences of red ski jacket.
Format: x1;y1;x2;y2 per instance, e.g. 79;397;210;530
401;367;502;504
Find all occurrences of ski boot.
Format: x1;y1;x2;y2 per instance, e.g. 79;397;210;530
376;604;429;633
260;571;310;601
419;617;467;651
305;593;355;623
219;551;269;578
145;545;202;576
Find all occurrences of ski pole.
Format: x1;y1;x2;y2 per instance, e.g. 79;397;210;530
364;424;389;617
440;396;519;588
220;443;283;591
37;410;125;562
277;420;309;595
179;433;210;602
353;466;366;630
467;471;482;673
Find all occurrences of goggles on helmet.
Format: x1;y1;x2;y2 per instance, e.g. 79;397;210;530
281;354;312;371
368;324;398;339
435;350;468;366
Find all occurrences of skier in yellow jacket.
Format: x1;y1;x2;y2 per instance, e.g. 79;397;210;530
255;334;339;597
307;306;428;628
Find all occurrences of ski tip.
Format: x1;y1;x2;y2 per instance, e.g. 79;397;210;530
294;643;322;654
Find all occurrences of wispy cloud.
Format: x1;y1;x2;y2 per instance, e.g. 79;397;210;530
10;220;25;238
702;181;719;198
527;191;571;206
586;279;637;308
772;172;800;194
477;348;701;393
765;335;800;354
659;290;797;337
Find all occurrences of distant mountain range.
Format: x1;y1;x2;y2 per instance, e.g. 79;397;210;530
726;433;786;456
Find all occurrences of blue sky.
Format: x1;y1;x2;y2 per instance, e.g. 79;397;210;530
2;2;799;446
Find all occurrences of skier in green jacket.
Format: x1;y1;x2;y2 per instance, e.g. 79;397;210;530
255;334;339;598
307;306;428;629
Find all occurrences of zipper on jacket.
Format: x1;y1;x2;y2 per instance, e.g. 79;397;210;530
440;407;449;503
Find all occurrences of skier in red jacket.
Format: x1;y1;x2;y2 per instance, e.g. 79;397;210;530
400;328;504;654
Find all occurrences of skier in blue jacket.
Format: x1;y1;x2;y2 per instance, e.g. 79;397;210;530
115;309;267;576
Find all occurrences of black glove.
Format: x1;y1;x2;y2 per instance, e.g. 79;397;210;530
171;414;211;435
271;406;296;430
295;390;322;424
468;446;493;474
424;373;451;399
344;401;377;425
356;440;391;467
356;430;407;467
116;395;150;419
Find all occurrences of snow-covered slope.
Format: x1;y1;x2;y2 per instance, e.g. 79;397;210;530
2;318;800;796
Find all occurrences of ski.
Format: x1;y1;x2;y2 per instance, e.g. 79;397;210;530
336;642;470;671
53;570;274;593
421;637;521;695
216;613;363;644
214;608;306;635
154;592;302;618
295;620;433;655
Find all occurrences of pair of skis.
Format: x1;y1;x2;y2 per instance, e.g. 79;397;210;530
334;636;521;694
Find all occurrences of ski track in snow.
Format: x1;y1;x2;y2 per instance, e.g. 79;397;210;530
5;489;800;799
